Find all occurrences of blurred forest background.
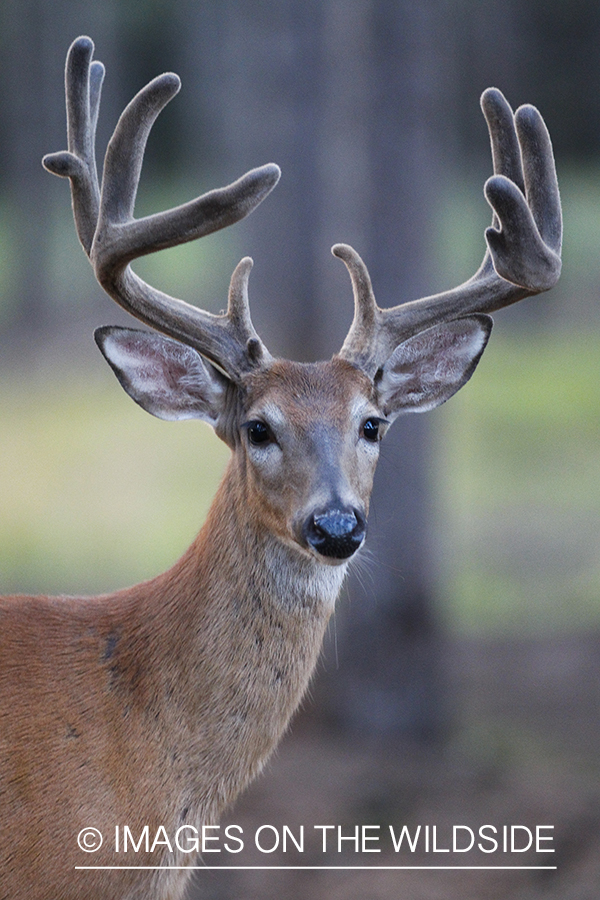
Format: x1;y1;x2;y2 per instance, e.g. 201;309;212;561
1;1;600;898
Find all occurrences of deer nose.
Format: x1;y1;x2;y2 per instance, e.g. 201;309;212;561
303;507;367;560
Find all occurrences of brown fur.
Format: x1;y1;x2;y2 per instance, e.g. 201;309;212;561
0;360;378;900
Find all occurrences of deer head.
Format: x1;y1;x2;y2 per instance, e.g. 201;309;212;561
43;36;561;567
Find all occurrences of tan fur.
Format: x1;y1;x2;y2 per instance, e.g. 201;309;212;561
0;361;375;900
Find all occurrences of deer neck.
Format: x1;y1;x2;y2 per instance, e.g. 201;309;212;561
137;456;347;820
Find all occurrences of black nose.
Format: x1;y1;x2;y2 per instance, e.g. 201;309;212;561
303;507;367;560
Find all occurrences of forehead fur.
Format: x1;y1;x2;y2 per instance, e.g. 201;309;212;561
242;357;374;418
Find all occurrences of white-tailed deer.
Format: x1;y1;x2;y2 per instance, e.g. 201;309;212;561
0;36;561;900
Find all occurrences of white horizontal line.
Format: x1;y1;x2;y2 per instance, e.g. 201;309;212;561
75;865;558;871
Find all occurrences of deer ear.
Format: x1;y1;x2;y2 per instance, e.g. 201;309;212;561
376;315;492;421
95;326;229;425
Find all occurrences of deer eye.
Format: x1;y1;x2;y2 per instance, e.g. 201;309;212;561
361;417;381;443
246;420;273;446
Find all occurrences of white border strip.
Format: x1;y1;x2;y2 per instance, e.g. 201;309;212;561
75;864;558;871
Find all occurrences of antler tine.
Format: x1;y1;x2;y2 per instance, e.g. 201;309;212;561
43;36;280;381
336;88;562;377
98;72;181;235
332;244;379;373
43;36;105;253
226;257;271;366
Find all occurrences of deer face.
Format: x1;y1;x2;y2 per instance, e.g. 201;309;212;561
236;358;380;563
96;315;491;565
